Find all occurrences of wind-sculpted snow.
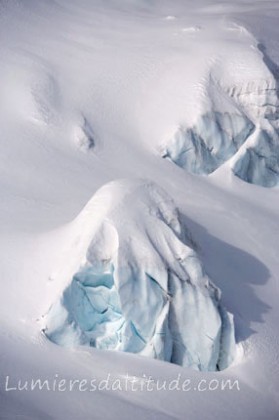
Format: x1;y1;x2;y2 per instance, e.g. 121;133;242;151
45;180;236;371
161;42;279;188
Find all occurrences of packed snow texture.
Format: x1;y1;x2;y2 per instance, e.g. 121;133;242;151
1;1;279;418
162;44;279;187
45;180;236;371
74;116;95;152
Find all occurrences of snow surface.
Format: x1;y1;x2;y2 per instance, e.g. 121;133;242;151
0;0;279;419
161;40;279;185
45;179;235;371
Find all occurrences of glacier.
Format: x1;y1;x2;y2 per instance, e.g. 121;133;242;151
232;129;279;187
45;179;236;371
161;43;279;188
162;111;254;175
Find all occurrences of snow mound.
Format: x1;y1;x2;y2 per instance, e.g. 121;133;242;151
1;54;60;125
73;116;95;152
45;179;235;371
161;42;279;187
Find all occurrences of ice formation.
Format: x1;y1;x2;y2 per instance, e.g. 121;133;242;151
232;128;279;187
45;179;235;371
161;44;279;187
162;111;254;175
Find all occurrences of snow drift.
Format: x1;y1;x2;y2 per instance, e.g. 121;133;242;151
45;179;235;371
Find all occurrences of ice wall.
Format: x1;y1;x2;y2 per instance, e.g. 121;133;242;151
161;43;279;188
162;111;254;175
232;129;279;187
45;180;236;371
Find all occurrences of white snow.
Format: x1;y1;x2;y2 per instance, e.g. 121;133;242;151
45;179;236;371
161;40;279;185
0;0;279;419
